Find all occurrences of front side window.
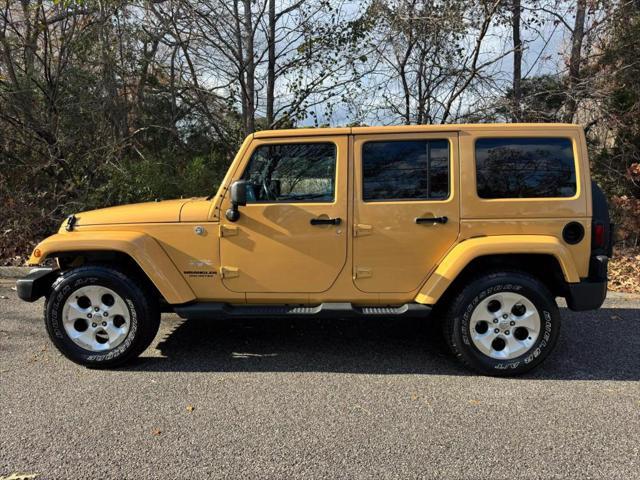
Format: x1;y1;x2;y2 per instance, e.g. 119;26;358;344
362;140;450;201
475;137;576;199
242;143;336;202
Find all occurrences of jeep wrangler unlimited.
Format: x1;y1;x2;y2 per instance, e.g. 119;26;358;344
17;124;612;375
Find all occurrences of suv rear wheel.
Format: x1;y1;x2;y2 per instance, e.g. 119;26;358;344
44;265;160;368
443;271;560;376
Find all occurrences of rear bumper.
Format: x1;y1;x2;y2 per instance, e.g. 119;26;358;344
565;255;608;311
16;268;59;302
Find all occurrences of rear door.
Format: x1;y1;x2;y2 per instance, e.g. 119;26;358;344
352;132;460;293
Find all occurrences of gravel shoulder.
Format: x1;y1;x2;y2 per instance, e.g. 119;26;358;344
1;286;639;479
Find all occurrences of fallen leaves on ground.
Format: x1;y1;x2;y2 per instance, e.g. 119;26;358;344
151;428;162;436
186;404;194;413
609;247;640;294
27;345;48;364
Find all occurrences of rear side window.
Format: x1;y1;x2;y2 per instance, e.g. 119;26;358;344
475;137;576;199
362;140;449;201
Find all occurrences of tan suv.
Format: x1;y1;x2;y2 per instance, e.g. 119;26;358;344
17;123;612;375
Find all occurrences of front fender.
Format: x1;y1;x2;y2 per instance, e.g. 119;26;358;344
29;231;196;304
414;235;580;305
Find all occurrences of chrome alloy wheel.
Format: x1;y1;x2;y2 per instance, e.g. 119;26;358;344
61;285;131;352
469;292;541;360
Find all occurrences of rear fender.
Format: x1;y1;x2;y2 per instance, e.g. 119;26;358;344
415;235;580;305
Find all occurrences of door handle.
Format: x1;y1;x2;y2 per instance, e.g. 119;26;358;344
415;216;448;225
310;217;342;226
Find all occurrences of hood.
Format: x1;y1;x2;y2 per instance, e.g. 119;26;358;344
73;199;190;226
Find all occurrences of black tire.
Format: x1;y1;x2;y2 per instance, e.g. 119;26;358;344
442;270;560;376
44;265;160;368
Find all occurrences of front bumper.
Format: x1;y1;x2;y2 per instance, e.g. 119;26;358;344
565;255;608;311
16;268;60;302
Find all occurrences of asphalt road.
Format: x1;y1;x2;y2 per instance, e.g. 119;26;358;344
1;284;639;480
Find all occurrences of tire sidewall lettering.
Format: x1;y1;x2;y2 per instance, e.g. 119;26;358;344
49;274;140;364
458;281;557;372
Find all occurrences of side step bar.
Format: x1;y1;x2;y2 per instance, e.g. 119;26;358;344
174;302;432;320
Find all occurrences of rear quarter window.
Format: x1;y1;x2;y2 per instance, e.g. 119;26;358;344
475;137;576;199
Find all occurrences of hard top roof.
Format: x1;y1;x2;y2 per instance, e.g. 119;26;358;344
253;123;580;138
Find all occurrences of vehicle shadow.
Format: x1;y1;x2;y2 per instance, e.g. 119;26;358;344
128;307;640;380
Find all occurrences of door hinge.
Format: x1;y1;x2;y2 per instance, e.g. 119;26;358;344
354;223;373;237
354;267;372;279
219;224;239;237
220;266;239;279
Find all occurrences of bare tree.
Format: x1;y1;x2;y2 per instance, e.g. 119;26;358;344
535;0;593;122
358;0;506;125
172;0;368;135
564;0;586;122
512;0;523;121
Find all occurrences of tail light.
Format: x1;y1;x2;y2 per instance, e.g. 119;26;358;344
593;222;605;249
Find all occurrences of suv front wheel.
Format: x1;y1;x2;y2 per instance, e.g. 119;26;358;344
443;271;561;376
44;265;160;368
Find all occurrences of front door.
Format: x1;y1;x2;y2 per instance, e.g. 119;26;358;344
352;132;460;293
219;136;348;293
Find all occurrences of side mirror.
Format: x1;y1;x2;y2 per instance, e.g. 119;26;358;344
231;180;247;206
226;180;247;222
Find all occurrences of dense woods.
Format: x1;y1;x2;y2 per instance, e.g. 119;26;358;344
1;0;639;265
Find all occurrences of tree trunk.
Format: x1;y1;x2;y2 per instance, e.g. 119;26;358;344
232;0;248;134
243;0;256;134
512;0;522;122
399;60;411;125
266;0;276;128
565;0;586;122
